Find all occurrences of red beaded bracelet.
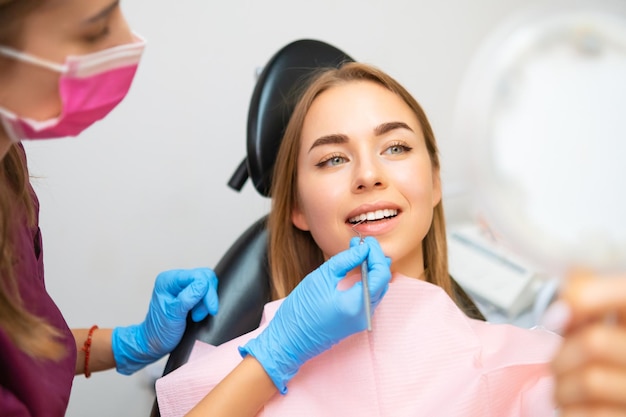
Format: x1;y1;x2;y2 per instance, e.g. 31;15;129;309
81;325;99;378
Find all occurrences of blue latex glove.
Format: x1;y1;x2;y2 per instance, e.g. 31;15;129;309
112;268;219;375
239;236;391;393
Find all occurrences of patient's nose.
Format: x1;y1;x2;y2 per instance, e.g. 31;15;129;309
352;156;386;193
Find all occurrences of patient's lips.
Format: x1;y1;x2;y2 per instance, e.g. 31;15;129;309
346;202;401;236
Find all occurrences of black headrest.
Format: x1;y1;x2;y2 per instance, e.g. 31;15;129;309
228;39;354;197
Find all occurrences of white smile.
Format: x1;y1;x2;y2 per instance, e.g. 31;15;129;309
348;209;398;224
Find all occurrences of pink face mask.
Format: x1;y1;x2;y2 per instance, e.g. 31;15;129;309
0;34;146;142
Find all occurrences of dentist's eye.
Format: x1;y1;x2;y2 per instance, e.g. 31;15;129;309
384;142;413;155
84;25;110;44
316;153;347;168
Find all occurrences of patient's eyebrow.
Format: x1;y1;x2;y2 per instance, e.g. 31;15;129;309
374;121;414;136
308;134;348;153
307;122;414;153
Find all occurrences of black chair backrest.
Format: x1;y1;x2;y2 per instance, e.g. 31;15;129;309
228;39;355;196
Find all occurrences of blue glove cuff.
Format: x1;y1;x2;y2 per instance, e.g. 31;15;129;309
239;338;296;395
112;325;159;375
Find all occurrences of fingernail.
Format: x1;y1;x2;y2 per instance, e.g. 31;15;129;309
540;300;571;334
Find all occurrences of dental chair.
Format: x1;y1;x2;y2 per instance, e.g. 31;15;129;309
149;38;485;417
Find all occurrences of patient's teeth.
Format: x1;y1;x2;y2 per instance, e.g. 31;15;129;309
349;209;398;223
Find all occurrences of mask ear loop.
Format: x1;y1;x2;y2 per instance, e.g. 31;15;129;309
352;220;372;331
0;46;67;73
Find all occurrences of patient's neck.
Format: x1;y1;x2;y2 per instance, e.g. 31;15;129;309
390;253;426;281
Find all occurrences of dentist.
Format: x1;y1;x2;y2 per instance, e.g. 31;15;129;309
0;1;218;416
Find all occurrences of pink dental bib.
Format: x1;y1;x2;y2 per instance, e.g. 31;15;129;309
156;274;560;416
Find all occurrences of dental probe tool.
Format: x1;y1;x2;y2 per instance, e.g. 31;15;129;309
352;220;372;332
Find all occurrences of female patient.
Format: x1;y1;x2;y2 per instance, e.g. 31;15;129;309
156;61;563;416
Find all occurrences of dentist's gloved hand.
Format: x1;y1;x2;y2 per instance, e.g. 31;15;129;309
239;236;391;393
112;268;219;375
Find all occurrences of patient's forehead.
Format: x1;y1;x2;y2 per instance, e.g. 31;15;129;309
300;80;423;147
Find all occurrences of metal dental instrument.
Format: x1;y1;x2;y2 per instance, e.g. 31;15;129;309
352;220;372;332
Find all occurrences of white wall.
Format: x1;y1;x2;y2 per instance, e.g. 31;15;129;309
22;0;572;415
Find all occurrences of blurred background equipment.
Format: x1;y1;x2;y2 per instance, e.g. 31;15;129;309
451;0;626;324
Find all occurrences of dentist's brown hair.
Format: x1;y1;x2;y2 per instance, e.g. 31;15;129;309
0;0;65;360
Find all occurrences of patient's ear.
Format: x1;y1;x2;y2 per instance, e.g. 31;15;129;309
291;204;310;231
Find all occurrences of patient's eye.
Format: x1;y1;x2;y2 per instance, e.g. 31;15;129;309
316;153;347;168
384;142;413;155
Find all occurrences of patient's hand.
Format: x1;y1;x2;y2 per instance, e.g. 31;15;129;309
551;271;626;416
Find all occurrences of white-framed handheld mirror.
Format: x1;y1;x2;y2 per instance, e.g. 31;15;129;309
455;0;626;276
